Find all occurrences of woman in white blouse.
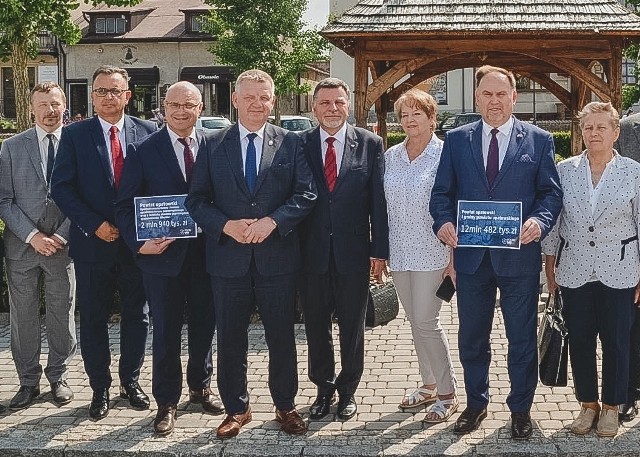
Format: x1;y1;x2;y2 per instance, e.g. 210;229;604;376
384;89;457;423
543;102;640;437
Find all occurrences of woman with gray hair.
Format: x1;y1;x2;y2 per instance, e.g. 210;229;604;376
543;101;640;437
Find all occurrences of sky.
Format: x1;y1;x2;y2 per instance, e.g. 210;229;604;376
303;0;330;28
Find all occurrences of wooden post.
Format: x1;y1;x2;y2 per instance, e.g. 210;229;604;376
354;44;368;128
570;77;583;155
609;40;623;112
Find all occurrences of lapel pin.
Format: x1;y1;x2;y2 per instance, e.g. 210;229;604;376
268;140;274;146
517;133;523;139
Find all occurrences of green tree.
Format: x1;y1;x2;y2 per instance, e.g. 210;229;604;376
202;0;329;120
0;0;142;132
623;0;640;110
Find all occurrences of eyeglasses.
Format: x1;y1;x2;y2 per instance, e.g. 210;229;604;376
93;88;128;97
164;102;200;111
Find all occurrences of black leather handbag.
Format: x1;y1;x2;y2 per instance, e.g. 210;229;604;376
366;279;399;327
537;289;569;387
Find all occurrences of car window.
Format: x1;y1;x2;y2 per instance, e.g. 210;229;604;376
200;118;231;129
281;119;312;131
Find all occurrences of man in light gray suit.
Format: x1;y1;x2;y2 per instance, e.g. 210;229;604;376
615;112;640;421
0;82;76;410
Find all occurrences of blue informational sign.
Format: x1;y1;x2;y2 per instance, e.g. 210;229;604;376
134;194;197;241
457;200;522;249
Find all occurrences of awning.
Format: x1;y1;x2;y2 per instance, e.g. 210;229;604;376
180;66;234;83
126;67;160;85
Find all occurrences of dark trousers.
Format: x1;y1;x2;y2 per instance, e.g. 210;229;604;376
562;281;635;405
143;239;215;406
456;252;539;413
628;307;640;402
212;260;298;415
75;241;149;390
299;254;369;397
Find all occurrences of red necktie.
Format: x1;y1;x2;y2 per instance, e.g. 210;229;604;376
178;137;194;184
486;128;499;187
324;137;337;192
110;125;124;189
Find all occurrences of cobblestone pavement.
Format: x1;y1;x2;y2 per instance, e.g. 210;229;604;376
0;296;635;456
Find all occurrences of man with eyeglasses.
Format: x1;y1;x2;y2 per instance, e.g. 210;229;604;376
115;81;223;435
0;82;76;411
51;65;157;420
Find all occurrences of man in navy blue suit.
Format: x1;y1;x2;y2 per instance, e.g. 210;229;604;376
116;81;223;436
185;69;316;438
430;65;562;439
51;65;156;420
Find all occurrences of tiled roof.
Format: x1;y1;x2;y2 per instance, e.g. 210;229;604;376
72;0;212;41
323;0;640;35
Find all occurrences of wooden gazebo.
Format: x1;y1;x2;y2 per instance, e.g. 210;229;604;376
321;0;640;152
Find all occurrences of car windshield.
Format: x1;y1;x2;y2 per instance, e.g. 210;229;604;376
281;119;312;131
200;118;230;129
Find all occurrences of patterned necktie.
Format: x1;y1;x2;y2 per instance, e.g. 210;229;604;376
110;125;124;189
245;133;258;193
45;134;55;184
177;137;194;184
486;128;499;187
324;137;337;192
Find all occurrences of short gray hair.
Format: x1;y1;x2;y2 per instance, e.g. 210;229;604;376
235;69;274;95
313;77;351;100
578;101;620;130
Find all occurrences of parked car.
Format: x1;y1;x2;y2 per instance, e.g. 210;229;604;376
435;112;482;138
196;116;232;131
268;115;314;131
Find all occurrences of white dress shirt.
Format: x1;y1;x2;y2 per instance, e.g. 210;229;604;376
35;124;62;180
481;116;514;169
98;115;126;175
166;127;198;181
319;123;348;175
238;122;266;177
384;135;449;271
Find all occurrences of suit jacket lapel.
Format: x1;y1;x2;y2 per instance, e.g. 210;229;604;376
156;127;188;192
568;154;593;222
123;115;138;145
632;120;640;150
469;122;487;188
593;155;628;222
304;127;326;192
334;125;358;193
223;124;251;196
492;119;525;189
254;124;279;193
89;116;114;187
24;128;46;185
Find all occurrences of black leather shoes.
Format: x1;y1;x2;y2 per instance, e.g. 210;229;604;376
337;395;357;420
310;394;336;420
9;385;40;410
453;407;487;435
189;388;224;415
154;404;177;436
120;381;150;410
619;401;637;422
51;380;74;405
511;411;533;440
89;388;110;420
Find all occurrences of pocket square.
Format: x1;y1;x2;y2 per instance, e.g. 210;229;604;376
519;154;533;163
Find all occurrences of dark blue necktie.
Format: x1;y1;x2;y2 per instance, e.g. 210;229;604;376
486;128;499;187
46;134;55;184
245;132;257;193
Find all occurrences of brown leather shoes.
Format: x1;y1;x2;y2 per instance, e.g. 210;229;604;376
216;408;252;439
189;388;225;415
154;404;177;436
275;408;307;435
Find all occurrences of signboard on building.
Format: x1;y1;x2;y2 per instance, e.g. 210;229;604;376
428;73;447;105
38;66;58;84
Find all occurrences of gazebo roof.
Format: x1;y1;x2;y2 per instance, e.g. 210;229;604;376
323;0;640;36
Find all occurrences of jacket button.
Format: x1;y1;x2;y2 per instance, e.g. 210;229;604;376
328;198;332;204
251;202;256;207
588;226;594;232
589;241;595;247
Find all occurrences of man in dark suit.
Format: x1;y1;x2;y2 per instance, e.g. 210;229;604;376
115;81;223;436
615;113;640;422
430;65;562;439
185;69;316;438
298;77;388;421
51;65;157;420
0;82;76;411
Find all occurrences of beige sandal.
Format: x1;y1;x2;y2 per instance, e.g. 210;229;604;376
399;386;437;409
423;396;459;424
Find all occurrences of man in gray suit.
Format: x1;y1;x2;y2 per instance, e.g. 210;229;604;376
615;112;640;421
0;82;76;410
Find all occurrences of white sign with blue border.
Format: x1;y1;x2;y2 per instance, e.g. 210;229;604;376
134;194;197;241
457;200;522;249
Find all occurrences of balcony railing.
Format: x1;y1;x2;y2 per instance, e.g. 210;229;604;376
37;31;58;54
